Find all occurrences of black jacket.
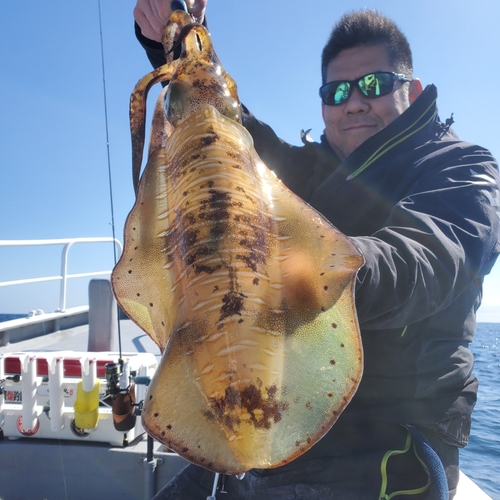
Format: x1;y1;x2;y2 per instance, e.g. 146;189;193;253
243;85;500;440
136;28;500;446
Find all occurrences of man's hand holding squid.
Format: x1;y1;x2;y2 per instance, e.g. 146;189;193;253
134;0;208;42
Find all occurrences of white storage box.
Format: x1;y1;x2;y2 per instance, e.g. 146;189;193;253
0;351;157;446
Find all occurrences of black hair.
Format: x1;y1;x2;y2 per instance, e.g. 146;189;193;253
321;10;413;84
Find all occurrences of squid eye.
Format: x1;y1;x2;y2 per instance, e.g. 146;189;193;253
164;81;191;125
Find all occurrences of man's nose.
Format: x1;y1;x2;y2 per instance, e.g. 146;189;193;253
344;87;370;113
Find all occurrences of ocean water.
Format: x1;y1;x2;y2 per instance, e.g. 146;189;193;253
461;322;500;499
0;314;26;322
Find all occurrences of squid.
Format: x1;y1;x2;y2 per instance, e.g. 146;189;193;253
111;9;364;474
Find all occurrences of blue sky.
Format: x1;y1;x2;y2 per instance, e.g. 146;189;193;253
1;0;499;321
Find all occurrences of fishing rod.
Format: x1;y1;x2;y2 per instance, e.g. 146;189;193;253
96;0;123;361
95;0;150;448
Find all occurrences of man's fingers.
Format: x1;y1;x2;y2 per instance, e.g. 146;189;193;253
134;0;207;42
134;2;166;42
187;0;206;23
154;0;173;22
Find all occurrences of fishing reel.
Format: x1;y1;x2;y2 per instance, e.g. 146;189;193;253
105;360;149;433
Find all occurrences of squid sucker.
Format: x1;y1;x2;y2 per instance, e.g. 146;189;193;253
111;10;364;474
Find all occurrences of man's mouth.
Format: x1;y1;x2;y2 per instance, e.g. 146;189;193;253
343;122;376;131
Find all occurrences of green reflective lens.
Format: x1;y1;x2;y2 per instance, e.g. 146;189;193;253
360;73;381;96
335;82;350;105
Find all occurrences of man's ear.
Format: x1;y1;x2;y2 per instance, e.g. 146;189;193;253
409;78;423;103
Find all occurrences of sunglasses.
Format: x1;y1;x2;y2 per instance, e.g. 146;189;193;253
319;72;411;106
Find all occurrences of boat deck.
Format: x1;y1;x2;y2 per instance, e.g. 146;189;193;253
0;318;189;500
0;316;160;357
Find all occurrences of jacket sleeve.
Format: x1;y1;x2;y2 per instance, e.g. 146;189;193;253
353;144;500;328
241;106;330;200
135;22;166;71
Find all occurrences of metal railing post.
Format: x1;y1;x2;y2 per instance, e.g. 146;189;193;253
0;238;122;315
59;242;72;313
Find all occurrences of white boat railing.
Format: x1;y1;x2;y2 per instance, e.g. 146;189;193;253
0;238;122;313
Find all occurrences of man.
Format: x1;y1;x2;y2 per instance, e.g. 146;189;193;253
133;2;500;498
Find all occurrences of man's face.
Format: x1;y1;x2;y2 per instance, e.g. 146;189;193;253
322;44;418;161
